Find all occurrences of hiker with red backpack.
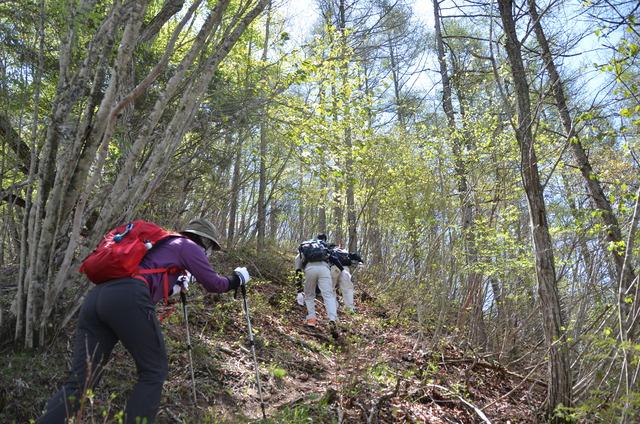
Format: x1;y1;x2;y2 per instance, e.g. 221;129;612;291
295;233;343;337
38;218;250;424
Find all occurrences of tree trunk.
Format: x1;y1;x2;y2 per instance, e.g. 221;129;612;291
527;0;637;337
15;0;46;343
498;0;571;418
256;5;271;252
337;0;357;252
333;189;344;246
432;0;485;346
360;61;381;263
388;33;405;129
269;201;279;241
317;85;328;235
228;132;243;247
298;160;305;241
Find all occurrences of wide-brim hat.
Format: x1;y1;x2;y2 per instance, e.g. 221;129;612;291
182;218;222;251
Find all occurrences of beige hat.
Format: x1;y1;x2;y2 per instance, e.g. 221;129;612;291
182;218;222;251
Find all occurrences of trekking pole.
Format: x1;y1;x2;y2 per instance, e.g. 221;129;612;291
240;283;267;419
180;284;197;405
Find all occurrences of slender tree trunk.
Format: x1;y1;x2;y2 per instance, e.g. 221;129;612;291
256;4;271;252
220;131;235;233
432;0;484;346
333;189;344;246
228;131;243;247
331;0;354;249
361;61;381;262
257;119;268;249
388;33;405;129
269;201;279;240
298;160;305;241
489;277;508;355
369;200;383;266
318;202;327;235
345;134;357;251
318;85;328;234
15;0;46;343
560;174;595;342
498;0;571;418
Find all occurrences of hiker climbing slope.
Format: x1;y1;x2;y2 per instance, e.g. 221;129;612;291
329;247;364;313
38;218;250;424
295;233;342;336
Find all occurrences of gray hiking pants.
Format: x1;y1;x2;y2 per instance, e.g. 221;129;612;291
304;261;338;321
37;278;168;424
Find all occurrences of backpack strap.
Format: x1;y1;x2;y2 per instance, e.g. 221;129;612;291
135;266;183;304
135;266;183;322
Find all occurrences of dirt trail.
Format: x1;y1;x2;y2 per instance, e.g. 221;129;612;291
231;290;545;423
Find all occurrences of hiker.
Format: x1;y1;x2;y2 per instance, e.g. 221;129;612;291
295;233;329;305
295;233;343;335
38;218;250;424
295;233;336;306
329;248;363;313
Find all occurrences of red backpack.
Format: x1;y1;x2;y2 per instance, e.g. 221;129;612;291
80;220;183;293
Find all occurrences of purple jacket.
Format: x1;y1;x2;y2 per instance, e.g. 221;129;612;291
139;236;230;304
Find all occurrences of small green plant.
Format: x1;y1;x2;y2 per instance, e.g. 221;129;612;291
368;362;397;386
264;397;337;423
268;364;287;379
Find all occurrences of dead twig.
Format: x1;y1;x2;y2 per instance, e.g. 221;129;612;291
481;360;546;411
440;357;547;387
425;383;492;424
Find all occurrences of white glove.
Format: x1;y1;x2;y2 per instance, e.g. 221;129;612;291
179;272;191;288
296;292;305;306
172;272;191;296
234;267;250;286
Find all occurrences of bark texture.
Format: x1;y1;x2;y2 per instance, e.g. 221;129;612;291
15;0;270;348
497;0;571;418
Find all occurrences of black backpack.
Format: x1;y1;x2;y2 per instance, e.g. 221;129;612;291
333;248;352;266
299;240;329;262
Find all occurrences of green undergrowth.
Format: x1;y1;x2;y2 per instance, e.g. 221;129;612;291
0;246;350;422
1;246;549;423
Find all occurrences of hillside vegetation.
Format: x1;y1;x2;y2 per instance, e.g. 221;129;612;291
1;251;545;423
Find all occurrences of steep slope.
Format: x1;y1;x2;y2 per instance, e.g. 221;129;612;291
0;252;545;423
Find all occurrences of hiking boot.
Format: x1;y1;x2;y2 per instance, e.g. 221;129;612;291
304;317;318;328
329;320;339;338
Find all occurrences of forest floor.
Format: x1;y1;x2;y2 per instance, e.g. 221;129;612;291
1;251;546;423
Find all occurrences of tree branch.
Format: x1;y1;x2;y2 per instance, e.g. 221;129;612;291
138;0;186;43
0;113;30;174
0;189;26;208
